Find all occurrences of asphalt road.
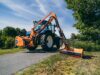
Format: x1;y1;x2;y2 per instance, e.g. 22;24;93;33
0;49;56;75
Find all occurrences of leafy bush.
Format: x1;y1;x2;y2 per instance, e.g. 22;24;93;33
0;27;27;49
5;37;15;49
0;39;5;48
0;36;7;48
3;26;17;37
71;40;100;51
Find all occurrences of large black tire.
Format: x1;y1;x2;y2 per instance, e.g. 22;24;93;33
26;37;37;51
55;37;63;49
41;32;54;51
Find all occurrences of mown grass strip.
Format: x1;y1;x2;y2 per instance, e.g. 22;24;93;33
15;53;69;75
0;48;24;55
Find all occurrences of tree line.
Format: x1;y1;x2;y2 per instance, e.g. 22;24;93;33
65;0;100;51
0;26;26;49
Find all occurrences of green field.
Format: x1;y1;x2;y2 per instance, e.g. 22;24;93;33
0;48;24;55
15;52;100;75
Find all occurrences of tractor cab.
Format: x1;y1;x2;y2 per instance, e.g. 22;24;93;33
33;20;55;33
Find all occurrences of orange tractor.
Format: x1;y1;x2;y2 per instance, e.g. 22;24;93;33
15;12;83;57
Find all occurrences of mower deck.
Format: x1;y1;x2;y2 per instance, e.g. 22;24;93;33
60;48;83;57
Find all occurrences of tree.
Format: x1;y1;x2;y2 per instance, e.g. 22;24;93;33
0;30;2;39
65;0;100;44
16;28;21;35
0;30;2;36
70;33;77;40
20;29;26;36
5;37;15;49
3;26;17;37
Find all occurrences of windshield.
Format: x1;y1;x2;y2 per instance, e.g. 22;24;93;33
33;20;54;32
34;25;41;31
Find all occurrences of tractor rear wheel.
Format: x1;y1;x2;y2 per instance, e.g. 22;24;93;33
41;33;54;51
55;37;63;49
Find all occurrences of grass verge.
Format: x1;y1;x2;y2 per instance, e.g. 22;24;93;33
0;48;24;55
15;52;100;75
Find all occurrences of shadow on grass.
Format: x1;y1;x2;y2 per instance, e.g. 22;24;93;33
25;48;58;53
60;51;96;59
25;48;96;59
82;55;96;59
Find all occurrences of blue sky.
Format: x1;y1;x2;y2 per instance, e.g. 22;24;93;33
0;0;78;38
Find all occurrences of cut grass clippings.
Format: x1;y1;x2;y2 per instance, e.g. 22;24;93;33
15;52;100;75
0;48;24;55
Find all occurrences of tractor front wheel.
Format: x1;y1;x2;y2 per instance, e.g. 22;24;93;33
26;37;37;51
26;45;37;51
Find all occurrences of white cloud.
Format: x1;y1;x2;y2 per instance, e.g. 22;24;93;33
0;0;78;38
52;0;74;18
0;0;43;20
36;0;48;15
0;20;33;30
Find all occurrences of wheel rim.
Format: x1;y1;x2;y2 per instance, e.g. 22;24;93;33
47;36;53;48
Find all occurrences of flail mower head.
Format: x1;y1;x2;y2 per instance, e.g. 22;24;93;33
60;44;84;57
